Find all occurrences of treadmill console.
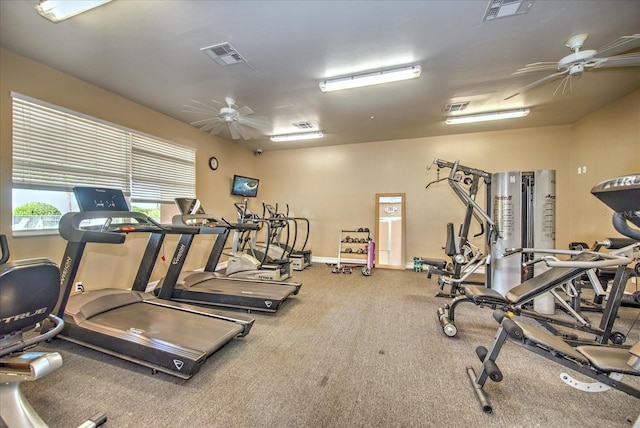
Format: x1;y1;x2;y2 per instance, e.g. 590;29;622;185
74;187;130;212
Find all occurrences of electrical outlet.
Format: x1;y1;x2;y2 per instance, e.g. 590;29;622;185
74;281;83;293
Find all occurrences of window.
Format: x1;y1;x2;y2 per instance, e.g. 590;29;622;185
11;93;195;235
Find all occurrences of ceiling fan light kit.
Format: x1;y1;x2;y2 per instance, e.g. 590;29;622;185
270;131;324;142
319;65;422;92
446;108;530;125
35;0;111;22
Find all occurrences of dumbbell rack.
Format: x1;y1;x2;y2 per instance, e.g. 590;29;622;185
333;229;374;276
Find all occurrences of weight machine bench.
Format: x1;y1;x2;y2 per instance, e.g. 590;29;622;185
437;246;637;344
467;309;640;414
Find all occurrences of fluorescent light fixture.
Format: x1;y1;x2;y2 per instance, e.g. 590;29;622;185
319;65;422;92
35;0;111;23
445;108;530;125
270;131;324;142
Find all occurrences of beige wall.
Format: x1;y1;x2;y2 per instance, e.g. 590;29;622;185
0;48;259;290
256;125;574;262
568;90;640;244
2;48;638;291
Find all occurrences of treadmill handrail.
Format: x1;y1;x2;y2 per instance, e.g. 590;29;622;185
59;211;135;244
172;213;221;226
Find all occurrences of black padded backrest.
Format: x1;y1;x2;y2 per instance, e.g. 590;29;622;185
505;252;600;305
0;258;60;337
445;223;456;256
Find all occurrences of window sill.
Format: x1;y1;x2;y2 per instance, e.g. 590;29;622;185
12;229;60;238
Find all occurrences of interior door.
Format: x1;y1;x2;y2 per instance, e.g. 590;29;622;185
375;193;405;270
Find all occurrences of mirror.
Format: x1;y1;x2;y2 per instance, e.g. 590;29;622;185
375;193;405;270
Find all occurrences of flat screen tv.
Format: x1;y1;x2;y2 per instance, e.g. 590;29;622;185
231;175;260;198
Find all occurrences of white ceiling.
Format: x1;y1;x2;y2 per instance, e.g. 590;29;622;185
1;0;639;152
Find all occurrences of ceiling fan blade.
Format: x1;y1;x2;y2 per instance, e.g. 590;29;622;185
594;34;640;58
205;120;228;134
228;123;242;140
193;117;225;134
513;63;559;75
236;106;254;116
514;61;558;74
505;70;568;100
183;100;218;116
238;115;271;132
552;74;578;96
592;52;640;69
240;124;262;140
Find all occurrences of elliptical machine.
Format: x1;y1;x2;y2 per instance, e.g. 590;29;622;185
262;202;312;271
225;200;292;281
0;235;106;428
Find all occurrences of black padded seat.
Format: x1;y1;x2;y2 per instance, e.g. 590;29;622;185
515;321;588;363
505;252;600;305
576;345;640;375
463;285;506;305
422;259;447;270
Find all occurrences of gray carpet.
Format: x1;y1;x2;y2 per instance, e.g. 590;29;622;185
14;267;640;427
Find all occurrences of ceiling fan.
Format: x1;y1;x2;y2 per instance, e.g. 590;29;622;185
185;97;270;140
505;33;640;100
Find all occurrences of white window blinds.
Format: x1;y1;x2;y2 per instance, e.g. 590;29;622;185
12;95;131;192
131;134;196;203
11;93;196;202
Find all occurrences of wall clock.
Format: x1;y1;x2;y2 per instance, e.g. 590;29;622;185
208;157;219;171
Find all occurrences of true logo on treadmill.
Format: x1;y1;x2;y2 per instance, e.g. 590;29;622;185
173;360;184;370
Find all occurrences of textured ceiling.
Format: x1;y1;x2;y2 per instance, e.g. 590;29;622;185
1;0;639;152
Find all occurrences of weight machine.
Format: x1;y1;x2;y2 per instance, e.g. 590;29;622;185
419;159;496;297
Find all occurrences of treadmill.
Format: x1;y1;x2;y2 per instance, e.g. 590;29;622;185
149;198;301;313
50;187;255;379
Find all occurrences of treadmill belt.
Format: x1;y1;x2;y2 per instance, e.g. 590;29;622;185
187;279;296;300
84;302;243;355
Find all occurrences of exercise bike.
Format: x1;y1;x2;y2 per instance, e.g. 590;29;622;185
0;234;106;427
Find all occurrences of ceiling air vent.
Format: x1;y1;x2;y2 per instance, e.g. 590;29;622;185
482;0;535;22
444;102;470;113
201;42;247;66
293;121;314;129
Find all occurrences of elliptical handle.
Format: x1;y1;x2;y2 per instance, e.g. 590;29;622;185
0;234;8;264
613;212;640;241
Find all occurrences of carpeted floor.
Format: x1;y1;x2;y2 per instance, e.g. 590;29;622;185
13;266;640;427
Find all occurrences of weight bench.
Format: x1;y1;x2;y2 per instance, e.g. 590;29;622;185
422;222;487;296
437;248;636;345
467;309;640;414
